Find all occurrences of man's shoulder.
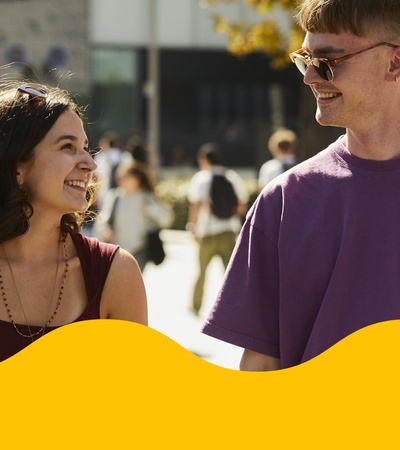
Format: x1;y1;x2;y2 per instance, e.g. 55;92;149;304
287;138;343;174
189;169;212;186
258;140;343;194
223;167;244;181
191;168;212;178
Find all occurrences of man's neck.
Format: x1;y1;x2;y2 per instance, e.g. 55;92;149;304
343;130;400;161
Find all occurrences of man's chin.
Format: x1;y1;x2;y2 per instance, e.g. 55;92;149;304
315;113;341;128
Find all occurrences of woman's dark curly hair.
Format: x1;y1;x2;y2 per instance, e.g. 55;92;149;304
0;81;97;243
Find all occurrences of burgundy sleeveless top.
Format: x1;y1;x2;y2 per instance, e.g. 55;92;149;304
0;232;119;362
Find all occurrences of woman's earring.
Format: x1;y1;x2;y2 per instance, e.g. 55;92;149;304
16;172;22;186
16;173;24;191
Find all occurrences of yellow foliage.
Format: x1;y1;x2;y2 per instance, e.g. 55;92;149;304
244;0;273;14
203;0;305;65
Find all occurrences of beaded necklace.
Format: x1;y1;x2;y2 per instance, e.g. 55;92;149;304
0;233;69;340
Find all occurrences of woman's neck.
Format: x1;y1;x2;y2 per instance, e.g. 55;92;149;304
3;227;64;264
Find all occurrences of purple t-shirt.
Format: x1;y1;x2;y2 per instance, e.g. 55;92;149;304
202;137;400;368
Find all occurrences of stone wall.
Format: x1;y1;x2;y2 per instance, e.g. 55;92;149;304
0;0;90;93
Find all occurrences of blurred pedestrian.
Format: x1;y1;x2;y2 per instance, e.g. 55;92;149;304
95;161;173;272
258;128;298;191
94;132;122;206
124;134;150;166
186;143;249;316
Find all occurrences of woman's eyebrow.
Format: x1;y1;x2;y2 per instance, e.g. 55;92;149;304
52;134;88;145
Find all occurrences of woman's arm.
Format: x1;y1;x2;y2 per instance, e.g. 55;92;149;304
99;248;148;325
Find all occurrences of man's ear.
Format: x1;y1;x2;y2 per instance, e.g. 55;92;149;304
388;47;400;81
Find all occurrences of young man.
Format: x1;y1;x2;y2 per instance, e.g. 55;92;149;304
186;143;249;316
202;0;400;370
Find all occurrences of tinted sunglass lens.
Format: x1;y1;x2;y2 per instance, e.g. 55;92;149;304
294;57;307;75
312;60;332;81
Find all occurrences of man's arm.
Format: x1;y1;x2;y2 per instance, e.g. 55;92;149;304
240;348;281;371
187;201;200;227
236;201;248;217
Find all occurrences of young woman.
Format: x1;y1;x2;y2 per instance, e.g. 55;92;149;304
0;82;148;361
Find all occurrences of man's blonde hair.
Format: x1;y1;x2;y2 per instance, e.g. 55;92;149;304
297;0;400;40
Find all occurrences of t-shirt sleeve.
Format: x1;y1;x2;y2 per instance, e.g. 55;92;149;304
202;198;281;358
187;172;202;203
188;171;212;204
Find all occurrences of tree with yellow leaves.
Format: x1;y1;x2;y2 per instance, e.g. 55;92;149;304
209;0;303;66
199;0;343;160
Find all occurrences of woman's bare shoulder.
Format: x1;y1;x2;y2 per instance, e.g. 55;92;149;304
100;247;148;325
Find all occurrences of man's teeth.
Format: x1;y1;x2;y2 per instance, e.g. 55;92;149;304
319;92;340;98
65;180;85;188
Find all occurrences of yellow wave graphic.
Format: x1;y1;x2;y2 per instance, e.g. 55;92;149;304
0;319;399;448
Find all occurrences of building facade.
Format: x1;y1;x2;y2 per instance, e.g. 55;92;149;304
0;0;301;168
0;0;90;92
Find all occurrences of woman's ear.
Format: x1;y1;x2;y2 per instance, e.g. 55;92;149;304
16;166;25;187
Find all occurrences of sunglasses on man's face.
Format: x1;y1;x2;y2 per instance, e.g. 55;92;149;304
289;42;399;82
10;85;47;111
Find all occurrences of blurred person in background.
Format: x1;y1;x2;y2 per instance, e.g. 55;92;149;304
95;161;173;272
94;132;123;206
258;128;298;191
186;143;249;316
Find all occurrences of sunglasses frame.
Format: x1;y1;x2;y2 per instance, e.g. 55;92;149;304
10;84;48;112
290;42;399;82
5;85;48;155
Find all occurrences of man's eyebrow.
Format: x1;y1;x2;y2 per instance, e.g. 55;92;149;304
303;45;346;56
52;134;89;145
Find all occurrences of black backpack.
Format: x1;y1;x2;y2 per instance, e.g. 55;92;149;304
210;173;239;219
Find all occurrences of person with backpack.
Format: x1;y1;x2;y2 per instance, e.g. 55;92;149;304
186;143;249;316
257;128;298;191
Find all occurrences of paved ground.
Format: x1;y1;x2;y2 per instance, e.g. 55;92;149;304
143;229;243;370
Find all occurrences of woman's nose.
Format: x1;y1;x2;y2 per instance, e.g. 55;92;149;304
79;151;98;172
